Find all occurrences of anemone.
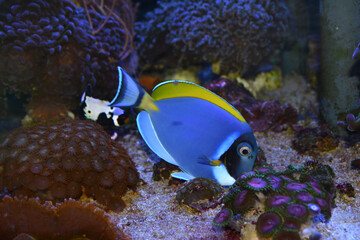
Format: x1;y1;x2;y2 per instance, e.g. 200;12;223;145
295;191;314;203
283;217;301;231
279;175;294;182
240;171;256;179
284;203;308;223
265;195;292;210
212;208;233;227
315;197;329;210
222;186;242;203
243;176;270;192
267;175;284;192
306;181;326;197
256;167;274;175
307;203;321;215
285;182;307;192
256;211;283;238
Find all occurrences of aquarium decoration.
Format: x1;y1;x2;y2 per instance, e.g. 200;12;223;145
135;0;292;74
0;120;139;211
319;0;360;136
0;196;129;240
0;0;136;125
213;164;335;239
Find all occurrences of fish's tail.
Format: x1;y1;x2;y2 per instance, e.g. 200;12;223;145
108;67;158;112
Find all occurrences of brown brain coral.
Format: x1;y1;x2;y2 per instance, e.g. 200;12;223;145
0;119;139;211
0;196;129;240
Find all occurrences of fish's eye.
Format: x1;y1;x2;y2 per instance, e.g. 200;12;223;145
238;145;251;157
88;110;91;113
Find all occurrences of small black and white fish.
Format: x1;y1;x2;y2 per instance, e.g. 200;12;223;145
80;84;128;139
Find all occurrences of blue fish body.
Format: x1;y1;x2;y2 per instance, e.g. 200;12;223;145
109;67;258;185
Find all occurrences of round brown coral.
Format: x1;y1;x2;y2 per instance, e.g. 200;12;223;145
0;120;139;211
176;177;224;211
0;196;129;240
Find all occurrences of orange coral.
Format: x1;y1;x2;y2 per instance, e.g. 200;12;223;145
0;196;129;240
0;120;139;211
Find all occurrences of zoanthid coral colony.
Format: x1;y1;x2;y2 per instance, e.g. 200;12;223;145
213;164;335;239
0;120;139;211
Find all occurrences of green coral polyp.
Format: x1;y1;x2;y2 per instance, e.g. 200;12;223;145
295;191;314;203
212;208;233;227
256;167;274;175
283;217;301;231
256;211;283;238
265;195;292;210
267;175;284;191
213;164;335;238
273;229;301;240
244;176;269;191
222;186;242;203
285;182;307;192
232;189;255;214
307;181;326;197
284;203;308;222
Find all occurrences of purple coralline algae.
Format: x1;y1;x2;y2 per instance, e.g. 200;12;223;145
337;103;360;132
0;0;136;123
213;164;336;239
135;0;292;74
206;78;298;132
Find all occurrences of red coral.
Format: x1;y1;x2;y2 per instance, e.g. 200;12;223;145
206;78;298;132
0;120;139;211
0;196;129;240
242;101;298;132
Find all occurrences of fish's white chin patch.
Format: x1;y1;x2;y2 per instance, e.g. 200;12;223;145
213;163;236;186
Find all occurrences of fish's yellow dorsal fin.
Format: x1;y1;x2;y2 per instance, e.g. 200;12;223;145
152;80;246;122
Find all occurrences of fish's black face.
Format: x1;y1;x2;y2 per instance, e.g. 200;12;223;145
221;132;258;179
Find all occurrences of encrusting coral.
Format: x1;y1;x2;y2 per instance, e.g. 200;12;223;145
0;119;139;211
176;177;224;212
292;126;338;156
0;196;129;240
135;0;292;74
213;164;336;239
0;0;136;124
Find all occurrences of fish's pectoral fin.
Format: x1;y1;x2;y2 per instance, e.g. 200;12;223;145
171;172;195;181
197;155;221;166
